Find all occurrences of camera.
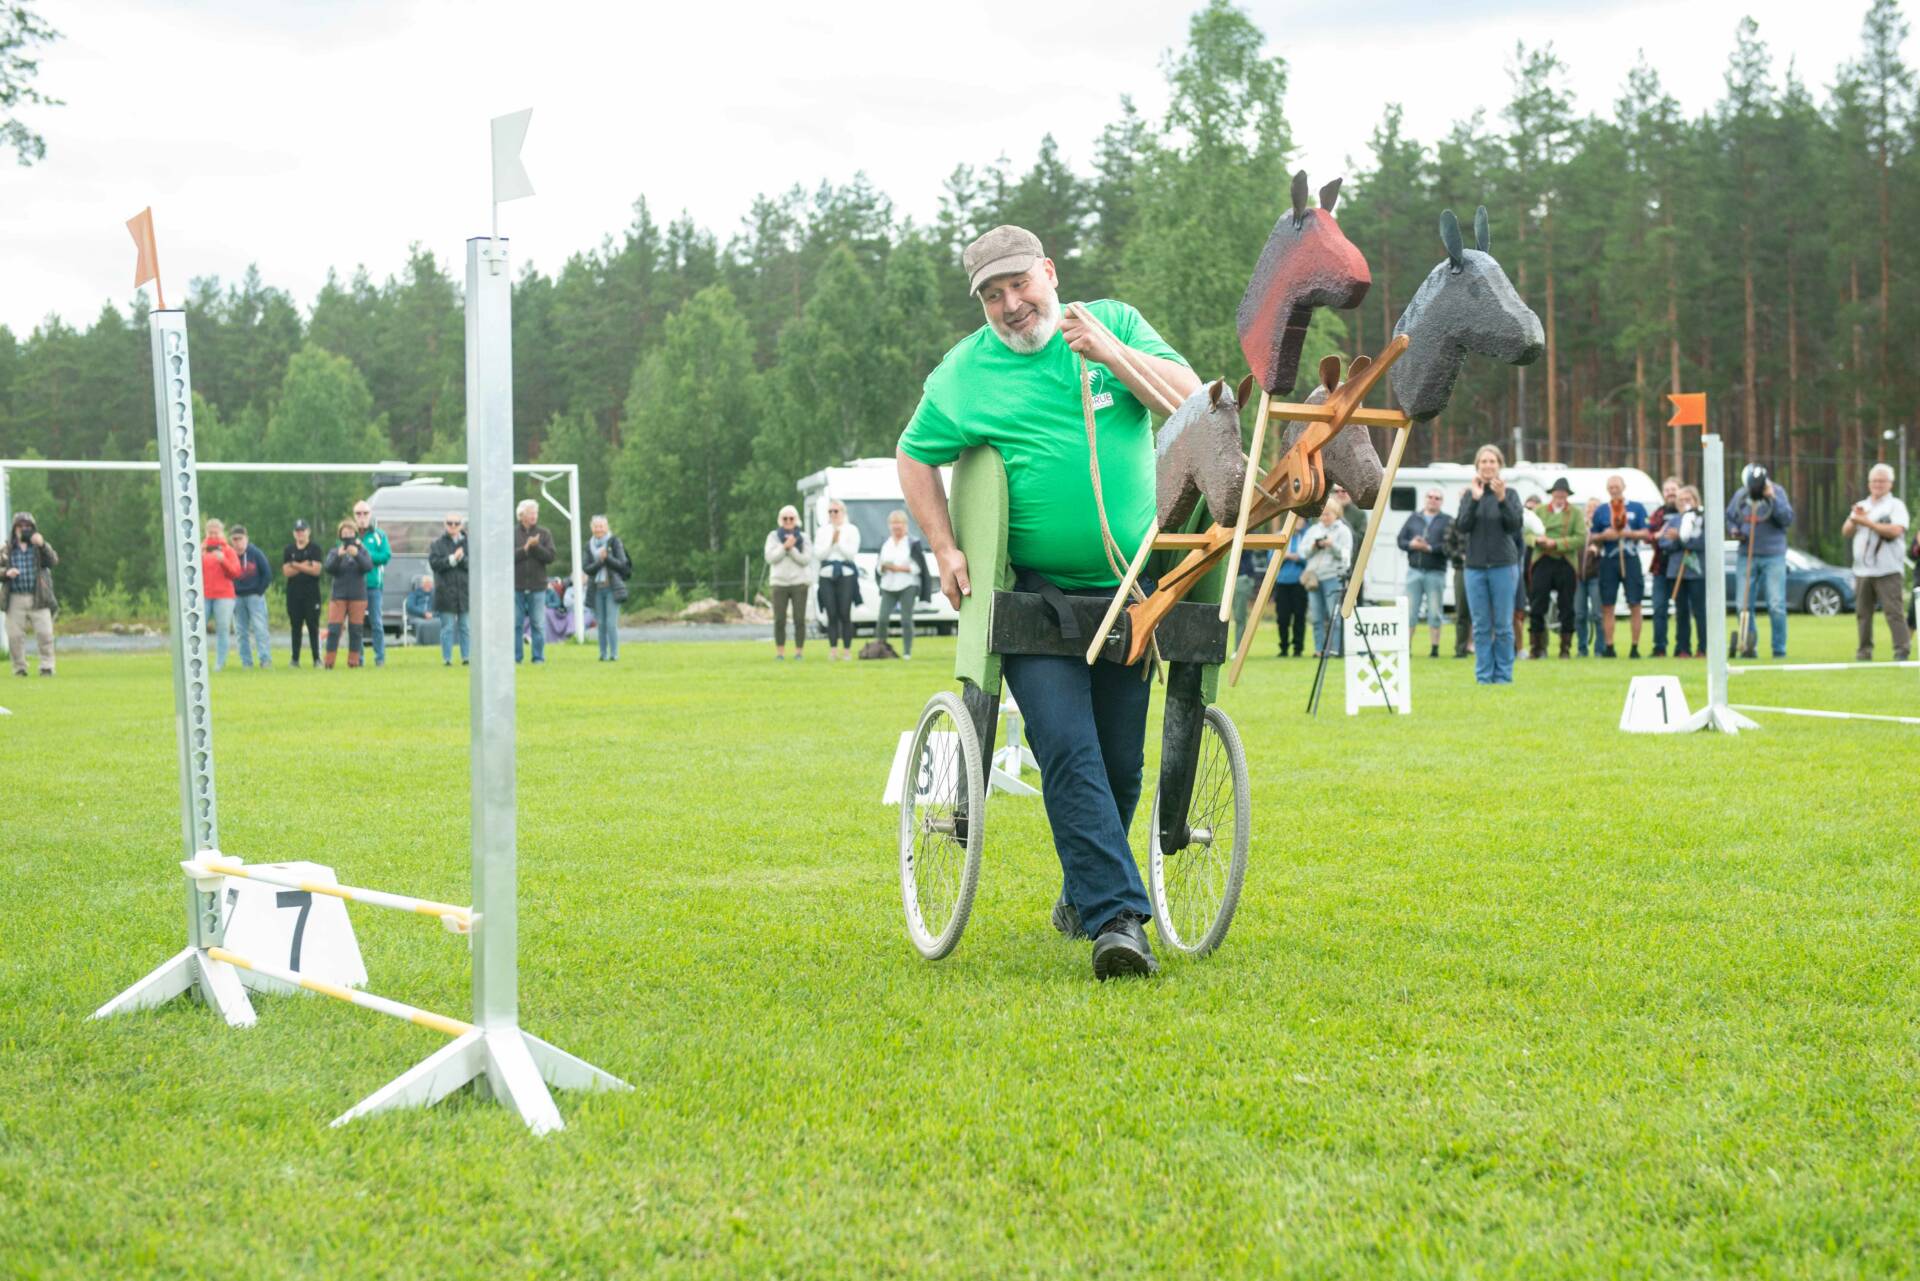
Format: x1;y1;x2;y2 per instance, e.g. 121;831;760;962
1746;466;1769;501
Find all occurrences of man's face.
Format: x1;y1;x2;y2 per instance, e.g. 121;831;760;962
1548;489;1566;510
445;514;464;538
1869;469;1892;498
293;528;309;547
519;507;536;528
1423;490;1442;514
1662;479;1679;504
422;577;433;592
1606;476;1625;501
591;518;609;538
978;260;1060;355
354;503;372;530
232;534;249;553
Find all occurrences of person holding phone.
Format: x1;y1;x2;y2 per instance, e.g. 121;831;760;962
322;518;373;669
1844;463;1911;661
201;517;243;672
428;511;471;666
1302;500;1353;658
816;501;861;661
765;505;811;661
1455;443;1523;684
1658;486;1708;657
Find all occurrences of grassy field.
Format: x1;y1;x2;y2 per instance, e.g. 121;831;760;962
3;617;1917;1278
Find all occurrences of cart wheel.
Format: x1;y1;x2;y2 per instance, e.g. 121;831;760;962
899;690;985;959
1148;705;1249;957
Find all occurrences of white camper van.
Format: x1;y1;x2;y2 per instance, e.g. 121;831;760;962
1361;463;1662;610
794;459;961;636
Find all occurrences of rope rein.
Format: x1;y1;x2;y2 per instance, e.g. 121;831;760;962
1078;350;1163;673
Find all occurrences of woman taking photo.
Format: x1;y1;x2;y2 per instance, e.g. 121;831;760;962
815;501;861;661
584;514;632;662
201;517;243;672
1301;500;1353;658
1455;443;1523;684
322;517;373;669
1658;485;1708;657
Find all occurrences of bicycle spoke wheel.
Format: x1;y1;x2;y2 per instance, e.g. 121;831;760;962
899;690;985;959
1148;704;1250;956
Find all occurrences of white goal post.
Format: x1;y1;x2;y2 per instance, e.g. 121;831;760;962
0;458;588;643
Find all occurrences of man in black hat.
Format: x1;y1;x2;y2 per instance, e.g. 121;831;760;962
895;224;1199;980
1527;477;1584;659
281;519;324;667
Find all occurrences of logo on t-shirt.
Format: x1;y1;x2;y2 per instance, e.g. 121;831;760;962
1087;366;1114;411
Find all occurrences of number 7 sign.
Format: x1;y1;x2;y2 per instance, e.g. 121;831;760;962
219;862;368;995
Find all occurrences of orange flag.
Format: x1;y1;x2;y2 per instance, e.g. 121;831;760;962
126;207;164;310
1666;392;1705;428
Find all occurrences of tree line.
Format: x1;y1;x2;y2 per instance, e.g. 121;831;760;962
2;0;1914;610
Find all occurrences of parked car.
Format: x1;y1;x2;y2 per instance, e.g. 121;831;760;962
1722;547;1855;615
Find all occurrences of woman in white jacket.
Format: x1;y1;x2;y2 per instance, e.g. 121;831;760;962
763;505;811;660
815;501;861;660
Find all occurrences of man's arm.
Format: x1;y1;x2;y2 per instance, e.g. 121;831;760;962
897;449;967;610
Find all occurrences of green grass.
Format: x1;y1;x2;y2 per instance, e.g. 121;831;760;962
3;618;1917;1278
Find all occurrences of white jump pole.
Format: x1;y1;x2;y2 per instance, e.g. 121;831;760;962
1682;432;1758;734
93;309;256;1029
191;857;471;932
208;947;474;1038
335;236;629;1135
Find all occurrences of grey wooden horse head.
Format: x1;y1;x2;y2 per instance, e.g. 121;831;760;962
1156;375;1255;530
1277;353;1385;519
1390;207;1544;422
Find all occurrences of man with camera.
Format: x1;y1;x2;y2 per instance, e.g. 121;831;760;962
5;512;57;677
281;519;324;667
1726;463;1795;659
513;499;556;664
1843;463;1911;662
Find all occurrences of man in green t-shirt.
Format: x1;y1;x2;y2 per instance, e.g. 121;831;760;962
896;225;1199;980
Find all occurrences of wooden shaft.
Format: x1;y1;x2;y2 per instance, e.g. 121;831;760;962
1221;396;1270;621
1086;522;1158;665
1265;403;1413;429
1228;512;1297;687
206;946;474;1038
1339;424;1412;619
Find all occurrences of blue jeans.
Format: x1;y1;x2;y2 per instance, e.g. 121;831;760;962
1406;567;1447;634
440;611;469;662
1308;576;1345;655
1002;652;1152;936
1573;574;1602;654
593;586;620;659
1735;552;1788;656
1465;564;1519;683
235;594;271;667
365;587;386;664
515;590;545;662
1650;572;1672;650
210;596;236;670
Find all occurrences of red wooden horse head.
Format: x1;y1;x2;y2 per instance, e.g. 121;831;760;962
1236;172;1371;395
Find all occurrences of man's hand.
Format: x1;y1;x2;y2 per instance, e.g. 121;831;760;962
935;547;970;611
1059;308;1118;366
524;537;539;552
29;532;43;547
1540;537;1558;550
4;567;16;580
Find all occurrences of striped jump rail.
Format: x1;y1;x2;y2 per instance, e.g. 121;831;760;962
206;946;473;1037
1728;661;1920;675
190;857;472;933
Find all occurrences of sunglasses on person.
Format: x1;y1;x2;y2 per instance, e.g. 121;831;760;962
445;519;464;527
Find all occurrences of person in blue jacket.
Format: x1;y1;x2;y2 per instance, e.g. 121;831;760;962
1658;485;1708;656
1725;464;1794;658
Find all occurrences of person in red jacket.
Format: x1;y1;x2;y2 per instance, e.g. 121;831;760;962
202;517;243;671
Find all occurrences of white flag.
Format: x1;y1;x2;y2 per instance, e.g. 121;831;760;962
491;108;535;204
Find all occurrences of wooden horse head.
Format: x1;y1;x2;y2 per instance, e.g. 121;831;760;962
1236;171;1372;395
1276;354;1385;518
1390;206;1544;421
1156;375;1256;530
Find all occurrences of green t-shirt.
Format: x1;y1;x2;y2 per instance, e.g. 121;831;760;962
897;299;1187;590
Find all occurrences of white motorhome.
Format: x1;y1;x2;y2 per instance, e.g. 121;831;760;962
793;458;961;636
1361;463;1662;611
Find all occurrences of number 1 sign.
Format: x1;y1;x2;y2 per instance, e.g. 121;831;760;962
220;862;367;995
1619;676;1693;734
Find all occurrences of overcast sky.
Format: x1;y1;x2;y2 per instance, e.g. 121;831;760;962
0;0;1900;335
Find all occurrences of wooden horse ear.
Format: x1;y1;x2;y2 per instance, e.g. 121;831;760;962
1209;378;1226;407
1318;353;1341;391
1237;372;1256;407
1319;177;1343;213
1291;170;1310;225
1345;354;1372;383
1474;205;1490;254
1440;209;1465;271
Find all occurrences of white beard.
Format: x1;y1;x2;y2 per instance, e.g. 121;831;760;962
989;298;1060;354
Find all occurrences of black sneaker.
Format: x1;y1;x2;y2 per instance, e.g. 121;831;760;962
1649;646;1666;658
1051;895;1086;940
1091;910;1158;980
1428;644;1439;657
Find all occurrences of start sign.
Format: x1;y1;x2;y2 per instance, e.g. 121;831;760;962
1344;601;1410;715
